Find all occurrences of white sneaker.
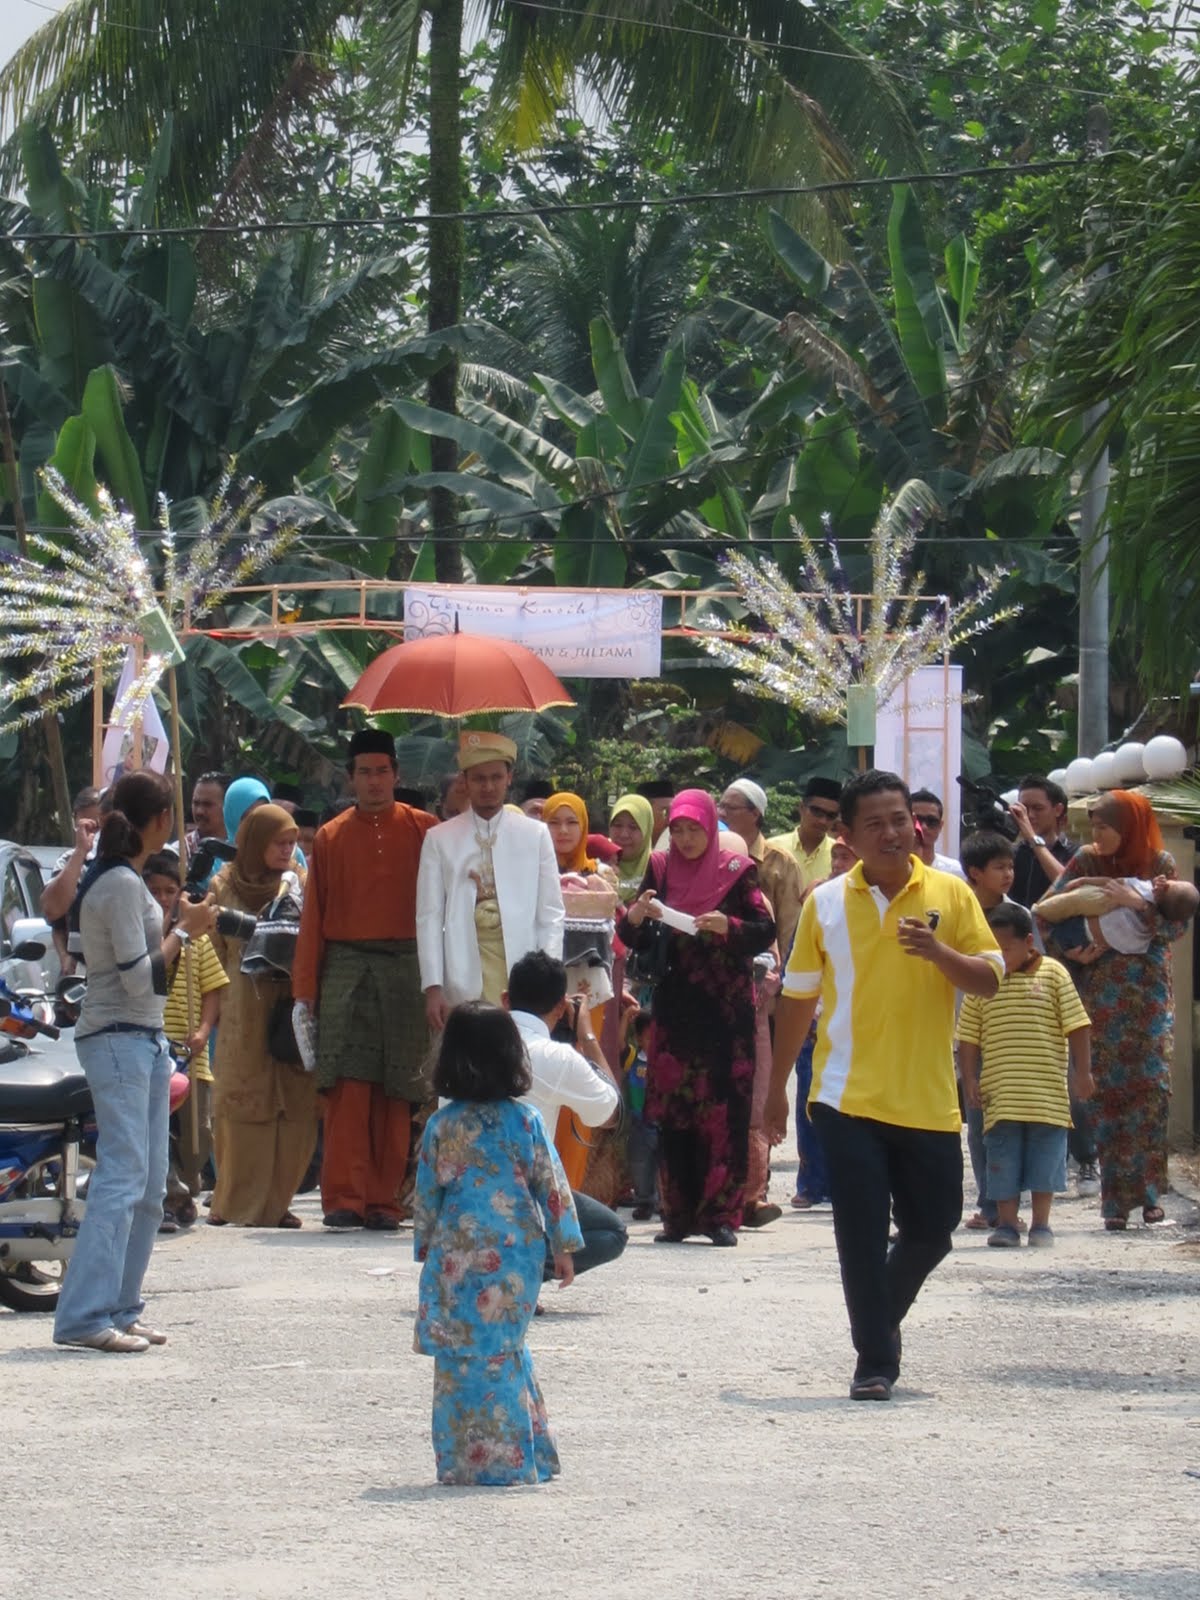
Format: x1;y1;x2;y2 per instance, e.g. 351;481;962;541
1076;1163;1100;1197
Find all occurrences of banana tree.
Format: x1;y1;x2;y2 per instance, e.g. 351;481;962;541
1;2;924;580
709;186;1068;555
383;314;761;597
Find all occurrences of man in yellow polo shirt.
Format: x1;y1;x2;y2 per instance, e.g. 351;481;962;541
768;776;842;892
766;769;1002;1402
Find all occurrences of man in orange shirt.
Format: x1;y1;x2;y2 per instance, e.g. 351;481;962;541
293;729;438;1231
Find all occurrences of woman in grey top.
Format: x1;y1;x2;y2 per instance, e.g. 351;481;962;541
53;771;215;1354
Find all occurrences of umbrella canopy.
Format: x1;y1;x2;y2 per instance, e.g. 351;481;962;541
342;631;575;717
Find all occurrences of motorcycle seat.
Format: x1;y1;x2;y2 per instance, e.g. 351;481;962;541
0;1060;93;1124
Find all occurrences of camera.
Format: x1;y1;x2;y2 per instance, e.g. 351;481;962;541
955;775;1019;842
184;837;258;940
551;995;583;1044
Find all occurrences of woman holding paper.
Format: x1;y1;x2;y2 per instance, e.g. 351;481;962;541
617;790;775;1246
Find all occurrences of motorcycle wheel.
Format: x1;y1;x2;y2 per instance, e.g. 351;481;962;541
0;1153;95;1314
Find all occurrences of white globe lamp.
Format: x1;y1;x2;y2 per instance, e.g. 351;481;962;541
1001;788;1019;806
1047;768;1068;786
1142;735;1188;781
1065;757;1097;795
1113;742;1146;783
1091;751;1120;790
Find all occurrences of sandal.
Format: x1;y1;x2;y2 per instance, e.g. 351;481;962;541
1142;1205;1166;1225
206;1213;228;1227
123;1321;168;1345
1104;1217;1127;1232
276;1211;302;1229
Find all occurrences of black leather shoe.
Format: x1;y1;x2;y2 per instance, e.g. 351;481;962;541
708;1225;738;1247
364;1212;401;1232
322;1210;364;1230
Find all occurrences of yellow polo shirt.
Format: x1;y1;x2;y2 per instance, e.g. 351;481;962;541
783;856;1002;1131
956;956;1090;1133
768;828;833;892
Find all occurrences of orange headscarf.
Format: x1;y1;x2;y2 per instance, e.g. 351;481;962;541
1090;789;1165;878
544;792;597;874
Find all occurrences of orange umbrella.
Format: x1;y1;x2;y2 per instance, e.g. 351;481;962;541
342;630;575;717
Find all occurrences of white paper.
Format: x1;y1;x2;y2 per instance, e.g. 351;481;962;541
655;904;698;936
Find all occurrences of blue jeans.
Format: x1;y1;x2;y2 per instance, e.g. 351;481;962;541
794;1030;829;1202
544;1190;627;1279
54;1029;172;1343
966;1105;997;1223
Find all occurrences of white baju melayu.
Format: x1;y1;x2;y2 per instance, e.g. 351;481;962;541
416;807;565;1007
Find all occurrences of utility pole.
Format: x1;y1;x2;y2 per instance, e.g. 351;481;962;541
1076;103;1110;758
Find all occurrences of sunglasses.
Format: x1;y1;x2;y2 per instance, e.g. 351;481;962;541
807;804;840;822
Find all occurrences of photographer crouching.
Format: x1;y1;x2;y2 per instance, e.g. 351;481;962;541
503;951;628;1283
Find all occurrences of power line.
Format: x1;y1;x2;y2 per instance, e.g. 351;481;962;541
5;157;1089;243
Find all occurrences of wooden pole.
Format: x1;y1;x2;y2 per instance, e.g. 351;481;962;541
168;664;200;1159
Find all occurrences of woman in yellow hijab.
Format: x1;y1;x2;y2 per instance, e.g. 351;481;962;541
544;792;598;877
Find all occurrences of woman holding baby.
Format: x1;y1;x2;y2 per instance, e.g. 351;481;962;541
1040;790;1197;1230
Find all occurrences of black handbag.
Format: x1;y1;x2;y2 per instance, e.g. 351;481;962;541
267;990;302;1065
627;918;672;987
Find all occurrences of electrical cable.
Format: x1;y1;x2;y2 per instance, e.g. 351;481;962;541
3;157;1091;244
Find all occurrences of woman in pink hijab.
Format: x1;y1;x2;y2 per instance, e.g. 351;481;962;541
617;790;775;1246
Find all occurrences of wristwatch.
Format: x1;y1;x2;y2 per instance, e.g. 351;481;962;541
175;928;191;949
1031;835;1046;847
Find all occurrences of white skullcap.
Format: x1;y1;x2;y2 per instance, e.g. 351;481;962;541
729;778;768;817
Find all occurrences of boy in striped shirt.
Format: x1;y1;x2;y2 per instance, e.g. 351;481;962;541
956;902;1093;1249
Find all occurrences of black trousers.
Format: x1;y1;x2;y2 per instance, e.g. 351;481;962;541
811;1103;963;1383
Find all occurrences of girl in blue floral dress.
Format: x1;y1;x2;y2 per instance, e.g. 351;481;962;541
413;1002;584;1486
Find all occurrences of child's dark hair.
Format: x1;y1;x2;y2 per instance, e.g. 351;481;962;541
434;1001;533;1102
960;830;1015;875
986;901;1033;939
633;1008;652;1040
98;771;174;860
143;852;181;883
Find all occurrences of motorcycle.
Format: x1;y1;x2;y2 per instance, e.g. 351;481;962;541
0;950;91;1314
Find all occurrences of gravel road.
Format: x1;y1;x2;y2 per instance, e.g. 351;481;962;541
2;1150;1197;1600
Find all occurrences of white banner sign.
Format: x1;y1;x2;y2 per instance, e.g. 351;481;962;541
100;648;170;784
403;587;663;678
873;664;964;856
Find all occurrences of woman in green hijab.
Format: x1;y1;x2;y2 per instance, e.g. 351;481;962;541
609;794;655;906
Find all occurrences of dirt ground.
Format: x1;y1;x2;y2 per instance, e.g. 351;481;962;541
2;1148;1198;1600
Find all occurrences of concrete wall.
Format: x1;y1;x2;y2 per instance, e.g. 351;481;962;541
1160;822;1196;1152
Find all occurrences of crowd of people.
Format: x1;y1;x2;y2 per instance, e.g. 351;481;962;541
40;745;1197;1479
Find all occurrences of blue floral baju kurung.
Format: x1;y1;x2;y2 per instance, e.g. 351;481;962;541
413;1098;583;1485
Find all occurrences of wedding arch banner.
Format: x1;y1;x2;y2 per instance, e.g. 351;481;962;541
873;664;964;855
403;585;663;677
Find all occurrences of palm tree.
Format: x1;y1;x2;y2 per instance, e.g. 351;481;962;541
0;1;921;580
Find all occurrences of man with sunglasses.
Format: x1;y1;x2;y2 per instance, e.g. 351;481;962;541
769;777;843;893
911;789;967;880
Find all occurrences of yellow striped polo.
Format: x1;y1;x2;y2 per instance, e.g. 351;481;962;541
783;856;1002;1132
955;955;1090;1132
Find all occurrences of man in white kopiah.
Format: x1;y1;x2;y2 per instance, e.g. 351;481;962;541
417;730;564;1031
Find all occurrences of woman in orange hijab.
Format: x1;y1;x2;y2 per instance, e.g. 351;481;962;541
1041;789;1193;1229
542;792;620;1192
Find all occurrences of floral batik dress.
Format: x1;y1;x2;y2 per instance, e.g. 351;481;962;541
1042;848;1190;1220
413;1099;583;1486
618;866;775;1237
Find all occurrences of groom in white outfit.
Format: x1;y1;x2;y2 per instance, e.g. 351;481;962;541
417;730;565;1031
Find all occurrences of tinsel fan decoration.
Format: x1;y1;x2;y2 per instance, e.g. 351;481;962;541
0;468;297;733
701;480;1020;723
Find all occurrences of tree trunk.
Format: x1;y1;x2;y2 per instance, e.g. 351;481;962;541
426;0;465;584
